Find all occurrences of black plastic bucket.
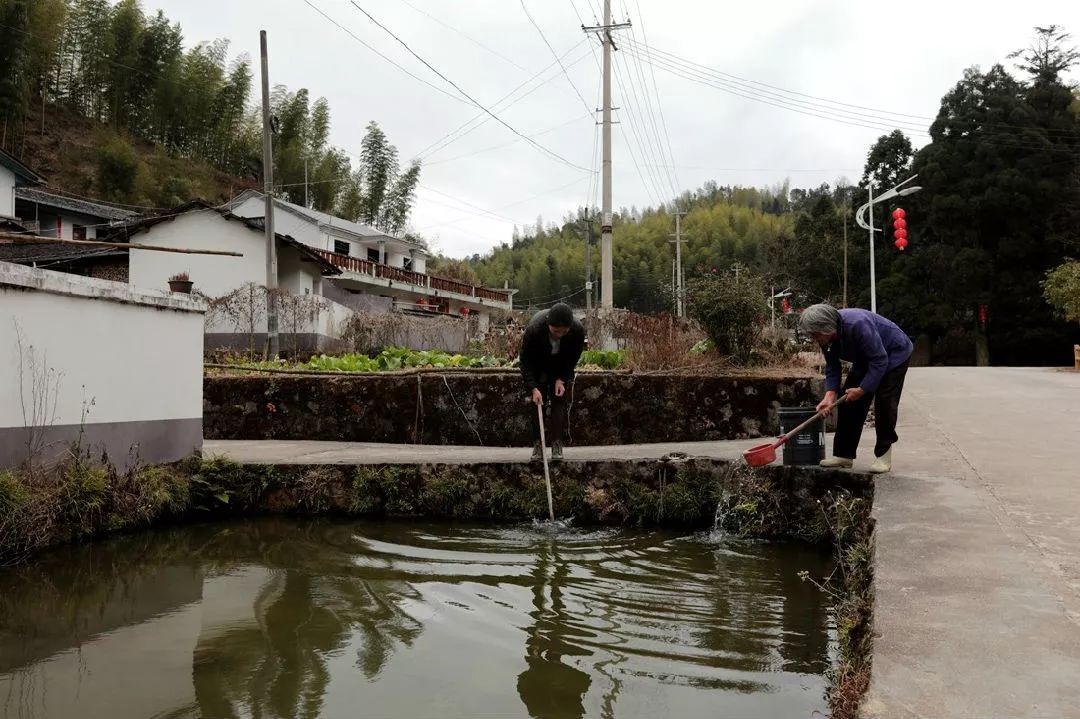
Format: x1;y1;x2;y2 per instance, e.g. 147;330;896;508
778;406;825;466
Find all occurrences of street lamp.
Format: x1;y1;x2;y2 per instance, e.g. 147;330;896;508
855;175;922;313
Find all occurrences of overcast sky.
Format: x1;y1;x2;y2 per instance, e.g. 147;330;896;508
154;0;1077;258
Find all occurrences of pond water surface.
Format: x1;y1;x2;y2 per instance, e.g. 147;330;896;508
0;518;836;718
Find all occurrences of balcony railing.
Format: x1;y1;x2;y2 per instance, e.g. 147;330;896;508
376;263;427;286
313;249;375;275
313;249;511;304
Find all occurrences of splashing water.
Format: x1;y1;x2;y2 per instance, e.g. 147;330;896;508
531;516;576;535
713;489;732;533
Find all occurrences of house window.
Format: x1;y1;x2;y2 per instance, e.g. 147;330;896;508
367;247;380;263
72;225;87;241
334;240;350;256
402;256;413;271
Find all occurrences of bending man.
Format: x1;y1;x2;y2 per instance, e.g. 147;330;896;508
799;304;913;474
519;302;586;462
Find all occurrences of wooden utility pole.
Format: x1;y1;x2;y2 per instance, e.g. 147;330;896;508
260;30;279;359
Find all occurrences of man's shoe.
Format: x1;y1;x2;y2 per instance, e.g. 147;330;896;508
819;456;854;469
530;443;543;462
869;449;892;474
551;441;564;461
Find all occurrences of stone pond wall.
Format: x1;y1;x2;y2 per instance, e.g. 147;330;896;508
190;455;873;535
204;370;825;446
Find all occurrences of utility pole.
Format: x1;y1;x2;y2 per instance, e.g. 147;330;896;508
842;201;848;308
867;184;876;314
669;210;686;316
304;155;309;209
260;30;279;359
583;214;594;311
584;2;630;311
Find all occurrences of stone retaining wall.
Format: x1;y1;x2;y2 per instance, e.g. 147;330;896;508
191;455;872;534
204;371;824;446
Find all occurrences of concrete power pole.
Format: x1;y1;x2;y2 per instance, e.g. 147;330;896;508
583;215;593;311
585;1;630;311
260;31;279;359
842;201;849;308
669;211;686;316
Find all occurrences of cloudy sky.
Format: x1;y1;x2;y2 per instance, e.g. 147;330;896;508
156;0;1076;257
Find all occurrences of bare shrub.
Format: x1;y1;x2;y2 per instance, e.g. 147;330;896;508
339;311;474;354
615;312;708;371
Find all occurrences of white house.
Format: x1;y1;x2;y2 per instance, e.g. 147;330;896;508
0;152;138;280
0;147;45;226
118;201;350;353
224;190;513;327
15;186;137;240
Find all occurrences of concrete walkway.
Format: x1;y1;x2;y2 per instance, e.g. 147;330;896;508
865;367;1080;719
202;438;761;465
203;367;1080;718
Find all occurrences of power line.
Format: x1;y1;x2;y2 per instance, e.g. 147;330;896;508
624;37;1080;141
301;0;471;107
416;176;591;232
416;184;526;225
620;43;1080;153
348;1;594;173
611;51;667;205
630;0;682;196
424;113;592;166
519;0;596;116
619;24;679;198
415;43;594;162
398;0;533;74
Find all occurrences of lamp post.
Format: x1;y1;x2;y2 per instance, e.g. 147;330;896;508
855;175;922;313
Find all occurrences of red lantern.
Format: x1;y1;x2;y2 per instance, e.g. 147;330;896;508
892;207;909;249
978;304;988;328
782;297;791;313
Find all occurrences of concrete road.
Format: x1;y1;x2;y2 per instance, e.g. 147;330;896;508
865;367;1080;719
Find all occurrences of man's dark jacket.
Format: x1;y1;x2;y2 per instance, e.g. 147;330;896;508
518;309;586;392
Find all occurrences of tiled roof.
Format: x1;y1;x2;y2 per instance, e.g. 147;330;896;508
224;189;428;253
15;187;138;221
0;148;45;185
109;199;342;276
0;241;125;265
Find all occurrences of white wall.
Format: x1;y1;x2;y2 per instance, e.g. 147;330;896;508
0;165;14;217
129;210;265;297
277;247;319;296
0;262;205;469
232;195;319;249
57;212;101;239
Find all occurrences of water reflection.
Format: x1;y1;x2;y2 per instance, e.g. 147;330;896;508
0;519;836;719
517;542;592;719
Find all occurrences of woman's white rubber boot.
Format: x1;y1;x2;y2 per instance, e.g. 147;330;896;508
819;457;854;469
869;449;893;474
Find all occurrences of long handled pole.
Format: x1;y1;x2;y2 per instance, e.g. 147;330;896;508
536;403;555;521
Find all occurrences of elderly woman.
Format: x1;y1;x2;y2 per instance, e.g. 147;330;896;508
799;304;914;473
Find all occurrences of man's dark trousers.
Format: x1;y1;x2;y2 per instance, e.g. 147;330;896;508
529;374;568;445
